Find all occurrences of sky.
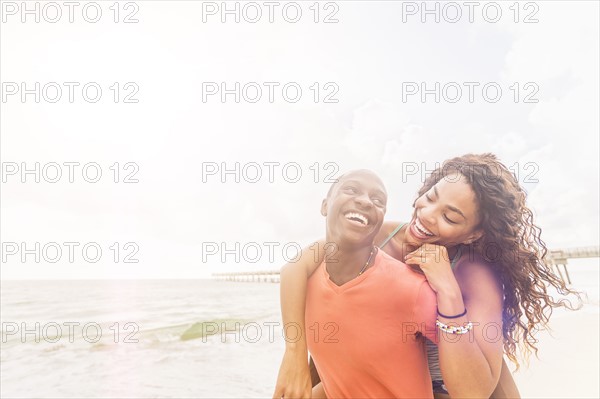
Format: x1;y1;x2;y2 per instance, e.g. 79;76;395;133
1;0;599;279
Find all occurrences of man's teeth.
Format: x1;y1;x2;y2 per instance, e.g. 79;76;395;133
415;219;434;236
345;212;369;225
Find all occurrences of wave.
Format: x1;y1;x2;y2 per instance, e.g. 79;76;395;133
179;319;249;341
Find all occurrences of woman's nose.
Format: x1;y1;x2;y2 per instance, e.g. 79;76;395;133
419;207;437;225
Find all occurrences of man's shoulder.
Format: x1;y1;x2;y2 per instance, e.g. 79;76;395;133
378;249;404;266
377;251;428;282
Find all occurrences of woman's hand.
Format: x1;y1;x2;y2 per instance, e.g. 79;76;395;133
404;244;458;295
273;347;312;399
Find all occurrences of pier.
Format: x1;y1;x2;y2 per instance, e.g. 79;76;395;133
547;246;599;284
213;270;280;283
212;246;599;284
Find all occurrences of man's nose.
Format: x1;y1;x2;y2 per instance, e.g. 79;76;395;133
355;194;373;208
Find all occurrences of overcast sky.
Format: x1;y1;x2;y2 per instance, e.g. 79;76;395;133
1;1;598;279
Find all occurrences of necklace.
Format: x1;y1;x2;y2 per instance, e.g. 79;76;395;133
357;246;377;276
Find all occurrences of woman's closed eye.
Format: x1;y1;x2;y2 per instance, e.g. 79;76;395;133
444;214;457;224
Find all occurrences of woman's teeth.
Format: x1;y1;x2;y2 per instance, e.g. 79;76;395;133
345;212;368;225
415;219;434;237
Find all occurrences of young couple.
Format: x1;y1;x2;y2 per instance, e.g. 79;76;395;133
273;154;580;398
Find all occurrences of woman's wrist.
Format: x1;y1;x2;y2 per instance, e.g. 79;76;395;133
435;283;465;316
436;280;462;299
285;340;308;353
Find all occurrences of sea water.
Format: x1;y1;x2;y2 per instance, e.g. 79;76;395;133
1;279;285;398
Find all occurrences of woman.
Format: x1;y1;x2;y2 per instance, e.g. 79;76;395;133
273;153;580;398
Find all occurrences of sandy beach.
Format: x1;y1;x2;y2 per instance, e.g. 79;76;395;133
512;307;599;398
510;258;599;399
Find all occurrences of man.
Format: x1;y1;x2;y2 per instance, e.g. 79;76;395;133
305;169;437;398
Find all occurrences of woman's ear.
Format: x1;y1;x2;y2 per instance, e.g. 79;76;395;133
465;229;484;244
321;199;328;217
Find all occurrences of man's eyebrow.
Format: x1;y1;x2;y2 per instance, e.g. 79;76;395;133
434;185;466;220
340;179;358;187
342;179;386;196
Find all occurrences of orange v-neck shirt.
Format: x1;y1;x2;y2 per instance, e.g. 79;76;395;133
305;250;438;398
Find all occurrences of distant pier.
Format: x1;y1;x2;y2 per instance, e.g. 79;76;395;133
213;270;280;283
547;246;599;284
212;246;599;284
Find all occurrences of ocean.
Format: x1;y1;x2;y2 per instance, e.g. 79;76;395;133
1;279;285;398
1;259;598;398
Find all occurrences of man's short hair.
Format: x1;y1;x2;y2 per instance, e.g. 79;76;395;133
326;169;386;198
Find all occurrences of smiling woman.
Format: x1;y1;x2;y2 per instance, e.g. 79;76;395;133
273;153;583;399
404;174;484;248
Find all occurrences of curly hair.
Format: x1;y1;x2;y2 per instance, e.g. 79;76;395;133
417;153;582;369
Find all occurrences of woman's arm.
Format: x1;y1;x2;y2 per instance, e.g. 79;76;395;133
272;239;328;399
491;358;521;399
437;261;504;398
405;245;504;398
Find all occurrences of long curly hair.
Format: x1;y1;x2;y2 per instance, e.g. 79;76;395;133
417;153;582;368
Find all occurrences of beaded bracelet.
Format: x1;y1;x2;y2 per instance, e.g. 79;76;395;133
436;319;473;335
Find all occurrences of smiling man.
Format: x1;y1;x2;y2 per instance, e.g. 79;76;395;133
305;169;438;398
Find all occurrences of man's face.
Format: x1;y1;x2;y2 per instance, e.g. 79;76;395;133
321;170;387;249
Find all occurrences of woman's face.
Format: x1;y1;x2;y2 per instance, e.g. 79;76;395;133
405;173;483;247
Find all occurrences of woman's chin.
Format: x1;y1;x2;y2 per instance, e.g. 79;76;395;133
404;225;423;246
